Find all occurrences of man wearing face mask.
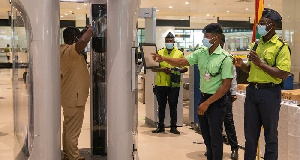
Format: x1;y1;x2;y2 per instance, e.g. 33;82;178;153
60;26;93;160
234;8;291;160
151;32;188;135
151;24;233;160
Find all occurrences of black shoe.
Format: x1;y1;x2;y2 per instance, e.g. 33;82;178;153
204;151;207;156
170;128;180;134
231;149;238;160
152;127;165;133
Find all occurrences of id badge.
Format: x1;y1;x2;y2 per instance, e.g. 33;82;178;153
204;72;211;81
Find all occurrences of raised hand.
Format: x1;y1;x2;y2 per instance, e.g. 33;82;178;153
151;53;164;62
249;51;264;67
233;58;244;67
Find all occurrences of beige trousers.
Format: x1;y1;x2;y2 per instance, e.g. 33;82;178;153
63;105;85;160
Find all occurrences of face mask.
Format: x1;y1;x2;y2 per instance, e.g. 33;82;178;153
202;38;214;48
165;43;174;50
258;24;272;36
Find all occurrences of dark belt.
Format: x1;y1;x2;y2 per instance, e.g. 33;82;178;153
201;92;213;97
249;82;281;89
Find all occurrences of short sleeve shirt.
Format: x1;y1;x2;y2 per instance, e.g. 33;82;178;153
60;44;91;107
186;46;234;94
247;34;291;84
155;47;184;87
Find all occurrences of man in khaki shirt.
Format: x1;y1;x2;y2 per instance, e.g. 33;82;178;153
61;26;93;160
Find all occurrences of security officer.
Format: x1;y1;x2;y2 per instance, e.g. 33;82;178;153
152;23;234;160
151;32;188;135
234;8;291;160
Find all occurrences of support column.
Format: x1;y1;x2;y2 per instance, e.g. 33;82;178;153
107;0;139;159
283;0;300;82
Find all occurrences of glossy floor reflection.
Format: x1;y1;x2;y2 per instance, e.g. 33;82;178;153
0;68;244;160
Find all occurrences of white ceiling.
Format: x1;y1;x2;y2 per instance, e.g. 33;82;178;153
0;0;282;24
140;0;282;23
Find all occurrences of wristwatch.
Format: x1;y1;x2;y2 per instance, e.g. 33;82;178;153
231;95;237;99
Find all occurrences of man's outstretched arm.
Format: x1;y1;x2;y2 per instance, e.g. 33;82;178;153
151;53;190;67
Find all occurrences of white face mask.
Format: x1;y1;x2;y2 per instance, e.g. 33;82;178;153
257;24;272;36
165;43;174;50
202;37;214;48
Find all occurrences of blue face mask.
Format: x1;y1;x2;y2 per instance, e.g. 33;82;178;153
258;25;271;36
165;43;174;50
202;38;214;48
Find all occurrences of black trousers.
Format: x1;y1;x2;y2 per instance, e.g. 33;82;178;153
244;85;281;160
155;86;180;128
198;93;227;160
224;92;239;151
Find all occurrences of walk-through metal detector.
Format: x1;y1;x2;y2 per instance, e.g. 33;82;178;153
141;8;184;128
12;0;140;159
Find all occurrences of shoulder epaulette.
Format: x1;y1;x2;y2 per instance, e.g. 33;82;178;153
157;48;164;52
278;37;286;42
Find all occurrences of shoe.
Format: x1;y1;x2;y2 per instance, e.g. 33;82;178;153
170;128;180;134
152;127;165;133
230;149;238;160
204;151;207;156
77;157;85;160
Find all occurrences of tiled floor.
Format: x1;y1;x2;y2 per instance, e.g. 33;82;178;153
0;68;244;160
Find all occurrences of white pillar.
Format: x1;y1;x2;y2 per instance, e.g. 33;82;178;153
13;0;60;159
107;0;139;159
282;0;300;82
282;2;300;160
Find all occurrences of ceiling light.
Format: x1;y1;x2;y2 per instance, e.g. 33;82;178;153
76;7;80;10
64;14;68;15
246;8;249;10
192;17;196;18
181;19;184;20
169;6;172;9
156;9;159;11
60;16;63;18
84;3;87;6
69;11;72;13
207;14;210;17
268;4;271;7
185;2;189;5
226;10;230;13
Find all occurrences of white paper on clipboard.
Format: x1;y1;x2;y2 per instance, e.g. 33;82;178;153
140;44;160;69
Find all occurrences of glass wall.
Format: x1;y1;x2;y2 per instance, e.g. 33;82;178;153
223;29;282;53
137;28;145;45
224;32;252;52
174;29;203;50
